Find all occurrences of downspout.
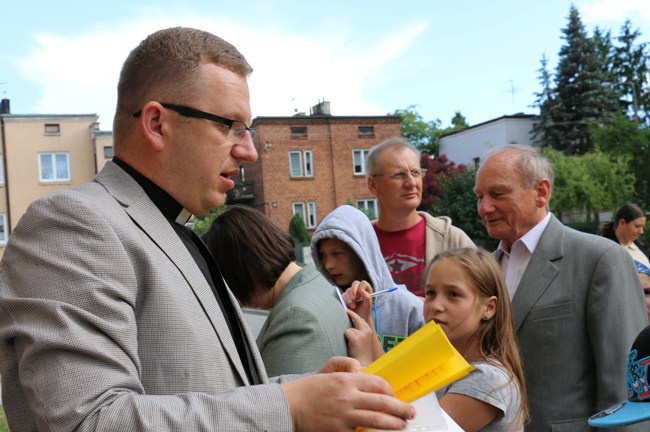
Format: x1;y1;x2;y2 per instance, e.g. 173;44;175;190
327;118;337;207
0;115;11;234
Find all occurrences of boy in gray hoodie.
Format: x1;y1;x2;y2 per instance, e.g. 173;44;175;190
311;204;424;353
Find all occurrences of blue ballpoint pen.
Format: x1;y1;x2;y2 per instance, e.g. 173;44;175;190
348;286;398;303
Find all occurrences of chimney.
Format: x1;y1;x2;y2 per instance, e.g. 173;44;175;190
310;100;331;116
0;98;10;114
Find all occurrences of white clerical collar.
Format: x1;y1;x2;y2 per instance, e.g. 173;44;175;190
175;208;193;225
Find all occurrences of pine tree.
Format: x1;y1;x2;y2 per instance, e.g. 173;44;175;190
531;54;559;146
288;213;311;246
450;111;469;130
612;20;649;124
550;6;619;154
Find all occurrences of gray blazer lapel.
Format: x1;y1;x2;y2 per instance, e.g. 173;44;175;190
94;162;251;384
511;214;563;331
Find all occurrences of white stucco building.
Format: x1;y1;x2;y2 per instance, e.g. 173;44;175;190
440;114;537;166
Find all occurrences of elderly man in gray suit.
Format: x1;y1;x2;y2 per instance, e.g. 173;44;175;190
474;144;648;431
0;27;415;431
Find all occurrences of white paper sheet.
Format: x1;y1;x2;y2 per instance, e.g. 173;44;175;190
364;392;464;431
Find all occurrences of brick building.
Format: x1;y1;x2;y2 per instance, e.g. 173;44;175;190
0;98;403;258
239;101;402;232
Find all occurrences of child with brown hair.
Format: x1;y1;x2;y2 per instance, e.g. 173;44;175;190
424;247;528;431
311;205;424;356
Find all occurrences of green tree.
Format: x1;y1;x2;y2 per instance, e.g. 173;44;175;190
450;111;469;131
591;113;650;209
192;206;226;235
542;6;619;154
393;105;443;155
541;148;583;220
431;167;498;250
531;53;560;146
542;147;635;226
612;20;649;124
593;27;615;82
288;213;311;245
580;150;635;222
394;106;472;156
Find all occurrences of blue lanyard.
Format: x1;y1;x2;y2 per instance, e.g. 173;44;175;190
372;301;378;334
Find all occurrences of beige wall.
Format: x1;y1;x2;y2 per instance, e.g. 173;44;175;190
0;114;100;258
94;131;114;172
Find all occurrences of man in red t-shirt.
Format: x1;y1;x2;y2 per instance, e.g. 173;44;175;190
366;137;475;297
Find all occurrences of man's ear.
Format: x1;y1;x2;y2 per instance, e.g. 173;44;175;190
482;296;497;321
136;102;168;152
367;176;378;196
535;178;552;209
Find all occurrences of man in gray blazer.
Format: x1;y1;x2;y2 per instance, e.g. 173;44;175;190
0;27;415;431
474;145;648;431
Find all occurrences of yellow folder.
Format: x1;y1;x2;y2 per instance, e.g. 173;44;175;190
364;320;474;403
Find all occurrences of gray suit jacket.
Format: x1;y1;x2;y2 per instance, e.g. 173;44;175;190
0;162;295;431
513;215;648;432
257;263;351;376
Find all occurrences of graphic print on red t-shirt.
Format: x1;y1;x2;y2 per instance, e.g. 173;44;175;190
374;218;426;297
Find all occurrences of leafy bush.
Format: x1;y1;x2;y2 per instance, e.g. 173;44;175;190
192;206;227;236
431;167;498;250
0;406;8;432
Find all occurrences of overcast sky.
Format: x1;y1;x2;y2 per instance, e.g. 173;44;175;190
1;0;649;130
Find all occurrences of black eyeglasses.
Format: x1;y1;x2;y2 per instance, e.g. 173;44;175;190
133;103;256;142
372;169;428;181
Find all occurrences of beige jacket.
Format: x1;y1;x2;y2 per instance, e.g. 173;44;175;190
419;211;476;264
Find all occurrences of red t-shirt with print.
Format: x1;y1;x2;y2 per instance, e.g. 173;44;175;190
374;217;426;297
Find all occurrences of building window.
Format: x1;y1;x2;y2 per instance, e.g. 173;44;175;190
293;202;305;226
44;123;61;135
293;201;317;228
304;151;313;176
357;199;378;219
353;149;370;175
39;152;70;182
103;146;114;158
0;213;6;245
289;150;314;177
358;126;375;137
307;202;317;228
291;126;307;138
0;155;4;186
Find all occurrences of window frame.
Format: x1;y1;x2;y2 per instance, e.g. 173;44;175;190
293;201;317;229
289;151;304;177
38;152;71;183
0;213;7;245
292;202;306;225
353;149;371;175
356;199;378;219
307;201;317;228
289;150;314;178
358;126;375;137
44;123;61;135
304;150;313;177
290;126;308;138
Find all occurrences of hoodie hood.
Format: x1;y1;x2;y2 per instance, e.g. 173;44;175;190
311;205;396;301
